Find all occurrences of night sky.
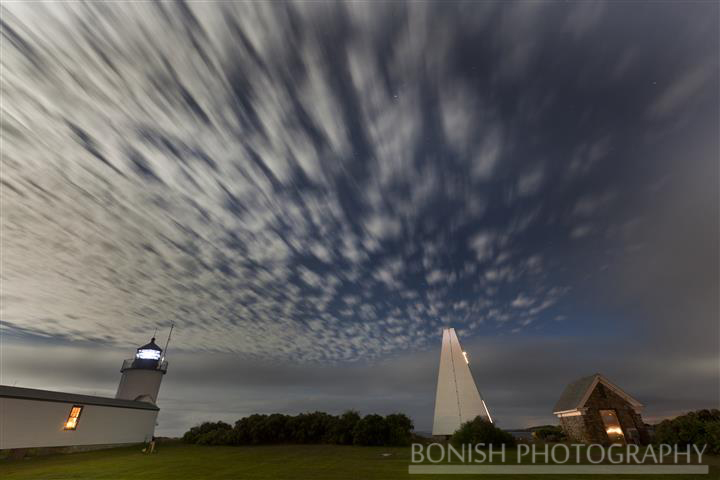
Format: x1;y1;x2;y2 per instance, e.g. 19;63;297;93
1;2;718;436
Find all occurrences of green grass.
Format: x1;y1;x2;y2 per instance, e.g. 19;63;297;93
1;443;717;479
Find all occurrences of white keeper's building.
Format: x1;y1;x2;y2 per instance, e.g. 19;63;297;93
0;337;168;451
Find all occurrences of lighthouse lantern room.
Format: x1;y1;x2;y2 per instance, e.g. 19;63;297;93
115;337;168;404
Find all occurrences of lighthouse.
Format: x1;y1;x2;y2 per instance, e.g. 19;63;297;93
115;337;168;404
1;334;169;450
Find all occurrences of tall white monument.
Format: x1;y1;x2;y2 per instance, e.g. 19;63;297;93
432;327;493;437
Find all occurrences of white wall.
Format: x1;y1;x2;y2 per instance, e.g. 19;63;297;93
116;369;164;404
432;328;491;436
0;398;158;449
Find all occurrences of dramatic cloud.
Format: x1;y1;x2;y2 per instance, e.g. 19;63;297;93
1;1;717;434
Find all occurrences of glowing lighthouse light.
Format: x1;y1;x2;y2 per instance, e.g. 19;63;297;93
136;348;161;360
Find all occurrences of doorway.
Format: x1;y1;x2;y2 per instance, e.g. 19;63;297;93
599;409;625;444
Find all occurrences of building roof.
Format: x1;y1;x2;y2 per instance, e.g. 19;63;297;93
553;374;598;413
552;373;643;414
0;385;159;411
138;337;162;352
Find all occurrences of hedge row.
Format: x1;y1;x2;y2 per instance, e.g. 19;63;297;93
654;409;720;455
451;416;517;447
182;411;413;446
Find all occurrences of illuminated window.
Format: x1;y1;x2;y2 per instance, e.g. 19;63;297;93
64;406;83;430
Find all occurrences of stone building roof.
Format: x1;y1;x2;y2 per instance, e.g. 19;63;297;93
553;374;598;413
0;385;159;411
553;373;643;414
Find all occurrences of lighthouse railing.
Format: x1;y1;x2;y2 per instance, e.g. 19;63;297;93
120;358;168;373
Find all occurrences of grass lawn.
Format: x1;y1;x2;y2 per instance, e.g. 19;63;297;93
1;443;717;479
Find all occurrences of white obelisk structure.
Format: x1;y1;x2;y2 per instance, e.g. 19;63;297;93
432;327;493;437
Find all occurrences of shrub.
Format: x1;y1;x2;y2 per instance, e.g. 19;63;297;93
183;411;415;447
532;425;566;442
197;426;233;445
385;413;414;446
261;413;291;443
451;416;516;447
353;414;389;446
328;410;361;445
705;422;720;455
287;412;336;444
654;409;720;455
182;421;232;444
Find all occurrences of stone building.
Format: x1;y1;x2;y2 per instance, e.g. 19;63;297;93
553;373;650;445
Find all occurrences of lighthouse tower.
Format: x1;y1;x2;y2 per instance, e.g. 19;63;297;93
115;337;168;404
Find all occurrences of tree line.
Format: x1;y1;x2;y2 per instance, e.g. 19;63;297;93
653;409;720;455
182;411;414;446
